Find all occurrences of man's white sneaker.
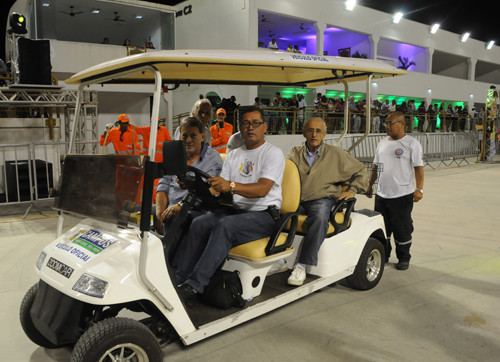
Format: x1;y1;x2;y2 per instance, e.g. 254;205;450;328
287;266;306;286
267;259;288;275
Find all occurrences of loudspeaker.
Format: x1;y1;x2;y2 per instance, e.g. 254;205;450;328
17;38;52;85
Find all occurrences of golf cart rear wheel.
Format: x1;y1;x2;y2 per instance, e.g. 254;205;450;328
346;237;385;290
71;317;162;362
20;283;59;349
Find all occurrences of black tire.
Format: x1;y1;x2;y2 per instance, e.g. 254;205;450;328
71;317;162;362
346;237;385;290
20;283;59;349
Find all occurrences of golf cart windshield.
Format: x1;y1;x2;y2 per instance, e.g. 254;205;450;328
53;155;145;225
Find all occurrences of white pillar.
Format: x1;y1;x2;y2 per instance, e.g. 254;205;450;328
427;48;434;74
370;35;379;60
314;22;326;56
468;58;477;82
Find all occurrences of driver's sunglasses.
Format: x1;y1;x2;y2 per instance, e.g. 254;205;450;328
240;120;265;129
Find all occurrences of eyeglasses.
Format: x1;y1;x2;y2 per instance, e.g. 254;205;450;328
386;120;402;126
240;121;265;129
305;128;324;135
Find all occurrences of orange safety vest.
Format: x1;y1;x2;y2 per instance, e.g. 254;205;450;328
131;125;172;162
210;122;233;153
100;127;141;155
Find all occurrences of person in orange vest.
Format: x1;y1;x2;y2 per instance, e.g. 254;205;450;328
130;118;172;204
99;114;142;210
210;108;233;153
130;117;172;162
100;114;141;155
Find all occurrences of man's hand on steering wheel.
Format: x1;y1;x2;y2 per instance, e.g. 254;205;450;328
207;176;230;193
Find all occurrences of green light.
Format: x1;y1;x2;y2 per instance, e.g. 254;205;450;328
18;16;24;23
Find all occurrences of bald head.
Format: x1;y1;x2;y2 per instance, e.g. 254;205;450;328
304;118;326;133
303;118;327;153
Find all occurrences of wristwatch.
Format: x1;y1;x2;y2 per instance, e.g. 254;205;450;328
416;188;424;193
229;181;236;194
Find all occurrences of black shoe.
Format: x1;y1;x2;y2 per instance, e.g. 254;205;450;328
178;283;198;307
396;260;410;270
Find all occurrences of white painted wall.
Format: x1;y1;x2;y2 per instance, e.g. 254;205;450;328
172;0;500;111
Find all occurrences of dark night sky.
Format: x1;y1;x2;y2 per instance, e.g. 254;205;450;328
1;0;497;60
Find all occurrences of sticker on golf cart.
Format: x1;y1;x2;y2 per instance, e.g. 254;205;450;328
71;230;118;255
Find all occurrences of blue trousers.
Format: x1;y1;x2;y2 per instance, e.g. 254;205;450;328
298;197;336;266
176;208;274;293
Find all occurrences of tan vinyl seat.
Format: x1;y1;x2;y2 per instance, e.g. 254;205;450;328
228;159;300;261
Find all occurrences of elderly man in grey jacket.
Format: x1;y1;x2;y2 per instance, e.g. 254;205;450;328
286;118;367;285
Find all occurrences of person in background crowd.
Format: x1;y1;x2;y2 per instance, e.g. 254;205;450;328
174;99;213;145
210;108;233;153
100;114;140;155
130;117;171;161
417;101;426;132
268;38;279;50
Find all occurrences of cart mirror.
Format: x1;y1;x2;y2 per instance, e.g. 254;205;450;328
162;140;187;176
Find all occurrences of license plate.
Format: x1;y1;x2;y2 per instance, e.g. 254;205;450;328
46;257;74;278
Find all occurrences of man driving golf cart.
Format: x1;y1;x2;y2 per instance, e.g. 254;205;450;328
175;106;285;306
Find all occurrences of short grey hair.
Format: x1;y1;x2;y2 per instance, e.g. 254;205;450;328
190;98;212;116
179;116;204;134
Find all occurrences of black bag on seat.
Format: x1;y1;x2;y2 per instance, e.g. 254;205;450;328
200;270;246;309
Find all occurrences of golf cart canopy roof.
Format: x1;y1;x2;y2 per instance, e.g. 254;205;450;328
65;49;406;87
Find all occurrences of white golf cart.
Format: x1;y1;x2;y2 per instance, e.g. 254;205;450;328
20;50;405;361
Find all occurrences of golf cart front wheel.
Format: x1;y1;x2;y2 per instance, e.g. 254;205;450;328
346;237;385;290
71;317;162;362
20;283;59;349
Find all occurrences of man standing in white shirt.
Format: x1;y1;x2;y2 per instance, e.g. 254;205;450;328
366;112;424;270
176;106;285;304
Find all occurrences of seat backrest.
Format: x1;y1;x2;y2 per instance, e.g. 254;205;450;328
280;159;301;214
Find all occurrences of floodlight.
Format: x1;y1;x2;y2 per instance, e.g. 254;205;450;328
460;32;470;42
430;24;440;34
8;12;27;35
486;41;495;50
393;12;403;24
345;0;356;11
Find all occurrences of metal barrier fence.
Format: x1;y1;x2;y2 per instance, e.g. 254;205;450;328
0;132;478;208
191;107;477;136
0;141;98;207
324;132;479;169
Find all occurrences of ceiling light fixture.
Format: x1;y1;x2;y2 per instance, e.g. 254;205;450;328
486;41;495;50
393;12;403;24
91;9;100;14
135;15;143;19
430;24;440;34
345;0;356;11
460;32;470;42
42;3;50;7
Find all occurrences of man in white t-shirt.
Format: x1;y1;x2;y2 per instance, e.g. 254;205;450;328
268;38;279;50
366;111;424;271
176;106;285;304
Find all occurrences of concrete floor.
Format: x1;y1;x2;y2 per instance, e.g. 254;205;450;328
1;160;499;362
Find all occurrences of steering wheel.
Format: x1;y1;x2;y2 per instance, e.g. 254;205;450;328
183;165;218;209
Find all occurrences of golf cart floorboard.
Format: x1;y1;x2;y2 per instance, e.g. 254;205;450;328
187;271;321;327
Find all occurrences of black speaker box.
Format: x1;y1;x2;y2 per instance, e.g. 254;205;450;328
17;38;52;85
